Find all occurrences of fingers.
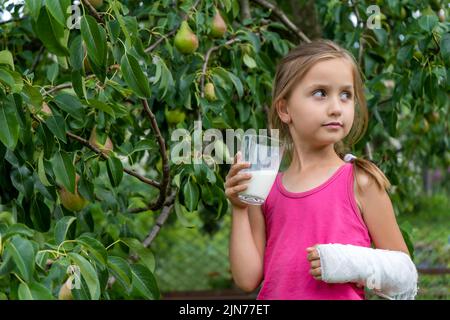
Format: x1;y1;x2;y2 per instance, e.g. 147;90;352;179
309;267;322;280
227;162;251;180
306;248;320;261
310;259;321;269
307;245;322;281
226;152;251;176
224;172;252;188
224;183;248;198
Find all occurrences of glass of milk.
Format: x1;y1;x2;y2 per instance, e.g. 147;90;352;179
238;134;284;205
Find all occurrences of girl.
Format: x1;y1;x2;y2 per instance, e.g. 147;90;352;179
225;39;415;300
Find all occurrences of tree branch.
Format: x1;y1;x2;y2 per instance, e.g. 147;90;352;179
30;46;45;73
141;99;170;211
240;0;252;21
81;0;104;23
66;131;161;189
108;190;177;289
250;0;311;43
142;190;177;247
144;0;202;53
199;37;241;121
350;0;365;66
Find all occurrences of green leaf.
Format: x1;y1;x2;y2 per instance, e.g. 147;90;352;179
107;256;132;292
243;54;257;68
30;198;51;232
54;93;85;120
54;216;76;245
129;139;157;155
69;35;84;71
0;68;15;89
50;150;75;193
218;68;243;98
106;156;123;187
174;196;196;228
9;70;24;93
2;223;35;240
418;15;439;32
440;33;450;61
122;238;156;272
87;99;116;118
11;166;34;198
44;113;67;143
80;15;107;68
68;252;101;300
18;282;54;300
72;275;92;300
6;236;35;282
35;251;49;271
120;53;151;98
0;50;14;70
23;85;43;108
24;0;43;21
71;70;88;100
33;8;69;56
183;177;199;212
45;0;70;27
130;264;159;300
76;235;107;266
0;95;20;149
46;63;59;84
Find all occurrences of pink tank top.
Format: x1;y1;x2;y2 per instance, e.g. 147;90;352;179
257;162;372;300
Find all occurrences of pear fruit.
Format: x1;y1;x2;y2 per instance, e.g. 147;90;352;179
438;9;446;22
174;21;199;54
214;139;232;164
89;128;113;156
58;279;73;300
210;8;227;38
88;0;103;9
204;82;217;102
165;108;186;125
59;174;88;212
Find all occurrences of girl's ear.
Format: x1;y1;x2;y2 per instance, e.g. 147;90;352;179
276;99;291;124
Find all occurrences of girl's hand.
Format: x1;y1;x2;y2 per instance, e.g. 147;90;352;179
306;245;322;281
224;151;252;210
306;244;364;288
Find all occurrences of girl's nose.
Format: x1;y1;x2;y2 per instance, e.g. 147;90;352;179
327;97;343;117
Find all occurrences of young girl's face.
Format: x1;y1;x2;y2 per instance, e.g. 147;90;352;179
284;58;355;148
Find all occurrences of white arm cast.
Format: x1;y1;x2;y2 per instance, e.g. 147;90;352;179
316;244;418;300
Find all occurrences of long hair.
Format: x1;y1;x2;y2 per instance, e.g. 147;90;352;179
269;39;390;191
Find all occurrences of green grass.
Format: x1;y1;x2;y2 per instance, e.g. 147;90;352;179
395;193;450;300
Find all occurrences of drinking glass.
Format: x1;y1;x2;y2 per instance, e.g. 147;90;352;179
237;134;284;205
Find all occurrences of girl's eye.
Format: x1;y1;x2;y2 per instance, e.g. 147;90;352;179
341;91;353;100
312;89;326;98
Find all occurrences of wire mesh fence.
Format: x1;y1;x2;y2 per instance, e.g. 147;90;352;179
150;212;234;293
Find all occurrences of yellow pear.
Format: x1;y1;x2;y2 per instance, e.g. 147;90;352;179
174;21;199;54
58;279;73;300
41;102;52;116
165;108;186;125
59;174;89;212
88;0;103;9
204;82;217;101
210;8;227;38
89;127;113;156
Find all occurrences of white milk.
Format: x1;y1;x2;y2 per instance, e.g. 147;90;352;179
238;170;278;203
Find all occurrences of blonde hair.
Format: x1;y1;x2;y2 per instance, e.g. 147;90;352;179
269;39;390;191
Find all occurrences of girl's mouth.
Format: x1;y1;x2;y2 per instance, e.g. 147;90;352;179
322;122;343;129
